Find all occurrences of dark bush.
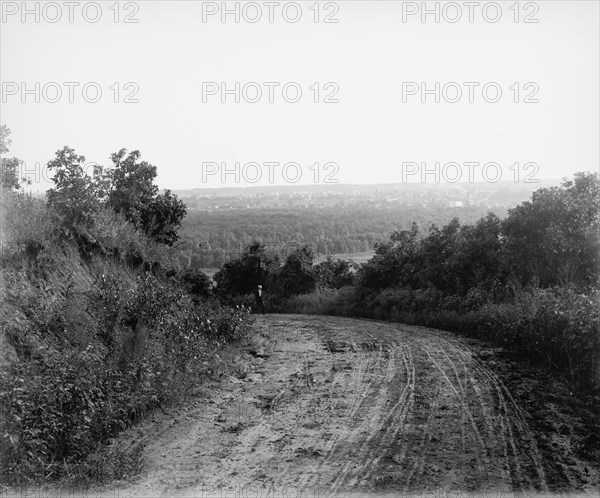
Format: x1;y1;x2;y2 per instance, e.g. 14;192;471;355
180;268;212;300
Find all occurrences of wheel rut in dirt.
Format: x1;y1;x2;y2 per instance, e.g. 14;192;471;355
111;314;599;497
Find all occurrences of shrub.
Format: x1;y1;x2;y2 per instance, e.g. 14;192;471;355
1;192;54;262
230;293;258;312
196;303;254;346
473;287;600;388
282;286;357;316
179;268;212;300
83;208;173;273
1;347;112;482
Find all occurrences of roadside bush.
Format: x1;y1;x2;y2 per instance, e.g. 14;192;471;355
281;286;357;316
368;288;413;319
179;268;212;301
462;287;491;312
472;287;600;388
0;345;177;484
410;287;443;312
230;293;258;312
1;192;53;263
197;303;254;346
1;347;111;482
86;208;171;269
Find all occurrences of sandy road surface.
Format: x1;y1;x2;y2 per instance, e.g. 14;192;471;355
112;315;599;497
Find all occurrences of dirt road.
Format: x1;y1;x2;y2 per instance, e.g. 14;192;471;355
114;315;599;497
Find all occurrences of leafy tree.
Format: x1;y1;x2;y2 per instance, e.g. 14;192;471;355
274;245;316;298
502;172;600;287
46;146;103;226
0;125;28;190
358;222;420;291
104;149;158;219
1;157;24;190
214;242;279;298
44;146;186;247
102;149;187;246
455;213;503;292
315;257;357;289
415;218;462;293
0;125;10;155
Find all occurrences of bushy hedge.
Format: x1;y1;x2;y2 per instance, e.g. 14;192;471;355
279;287;358;317
474;287;599;387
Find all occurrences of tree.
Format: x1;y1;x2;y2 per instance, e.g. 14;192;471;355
138;189;187;246
357;222;420;291
104;149;158;220
416;218;462;293
315;257;356;289
1;125;28;190
46;146;102;226
44;146;186;247
502;172;600;287
455;213;503;292
214;242;280;298
274;245;316;298
1;157;24;190
102;149;187;246
0;125;10;155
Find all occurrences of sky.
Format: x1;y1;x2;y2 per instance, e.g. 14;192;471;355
1;0;599;190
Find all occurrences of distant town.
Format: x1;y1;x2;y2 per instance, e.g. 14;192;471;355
174;180;560;211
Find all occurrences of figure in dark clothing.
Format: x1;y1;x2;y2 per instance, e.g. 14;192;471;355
255;284;265;314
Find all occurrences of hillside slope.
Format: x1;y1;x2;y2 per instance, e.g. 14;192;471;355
0;192;252;485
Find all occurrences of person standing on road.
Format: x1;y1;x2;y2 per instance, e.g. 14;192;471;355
255;284;265;314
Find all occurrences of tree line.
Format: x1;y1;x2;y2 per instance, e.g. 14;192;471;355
173;204;496;268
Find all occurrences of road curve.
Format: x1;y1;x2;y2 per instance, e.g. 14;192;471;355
112;314;599;497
